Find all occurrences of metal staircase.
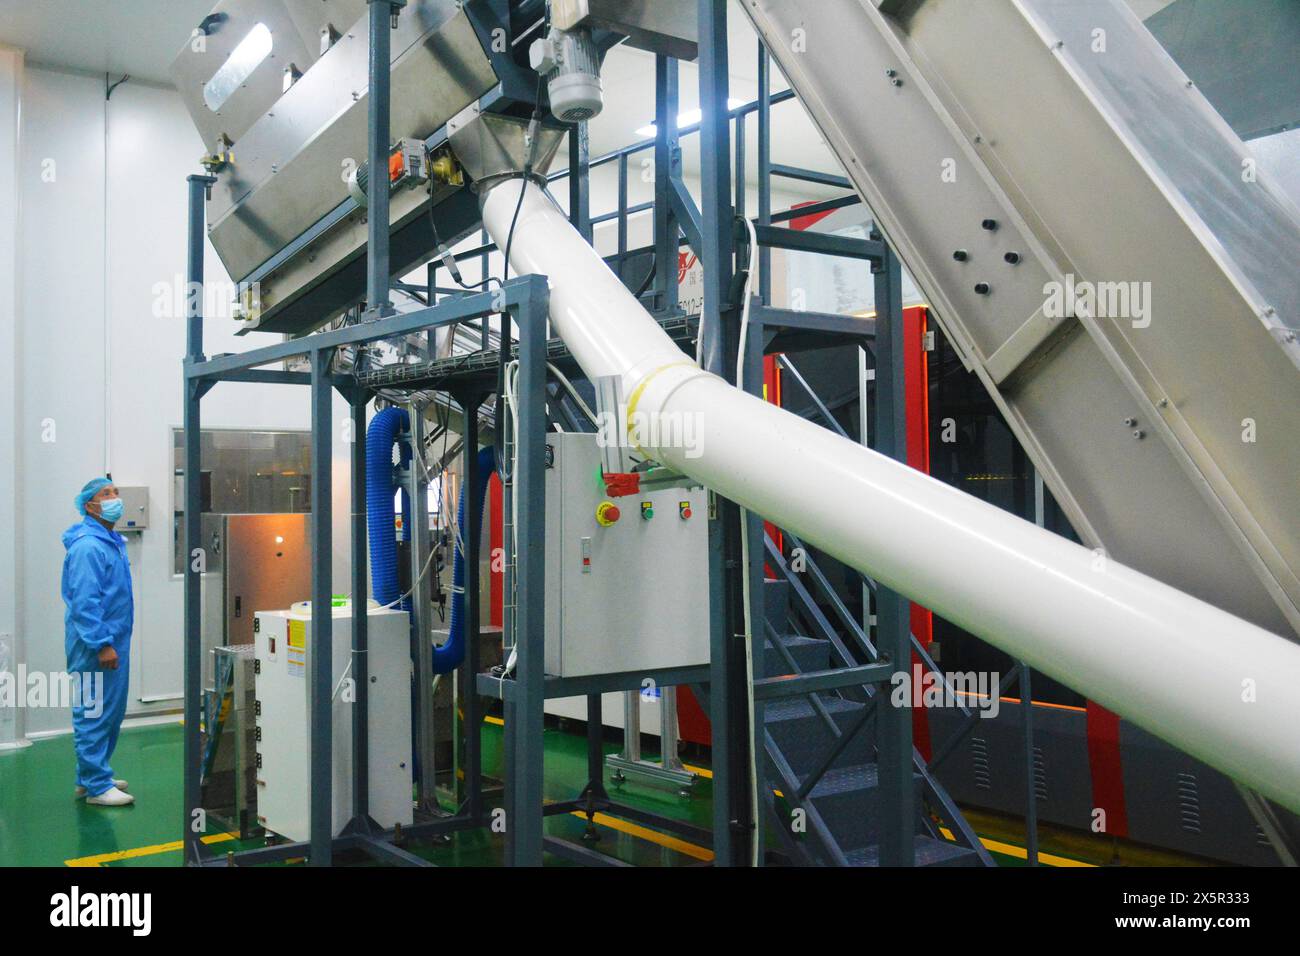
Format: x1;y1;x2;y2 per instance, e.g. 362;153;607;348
760;536;992;867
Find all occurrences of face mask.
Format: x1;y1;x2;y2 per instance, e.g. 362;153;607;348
98;498;124;524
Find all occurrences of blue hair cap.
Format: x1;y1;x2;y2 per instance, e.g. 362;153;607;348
76;477;112;515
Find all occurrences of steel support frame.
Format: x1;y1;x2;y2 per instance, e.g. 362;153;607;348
869;236;916;866
181;251;549;865
476;663;716;864
179;0;941;870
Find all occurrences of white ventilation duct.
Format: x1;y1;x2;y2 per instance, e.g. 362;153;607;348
480;176;1300;815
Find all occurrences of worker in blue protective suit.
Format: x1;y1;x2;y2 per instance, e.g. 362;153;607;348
62;477;135;807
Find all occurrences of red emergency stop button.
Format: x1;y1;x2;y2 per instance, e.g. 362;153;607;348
596;501;621;527
679;501;692;520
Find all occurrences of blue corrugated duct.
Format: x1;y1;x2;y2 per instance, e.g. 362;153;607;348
436;445;496;674
366;406;410;610
369;405;494;674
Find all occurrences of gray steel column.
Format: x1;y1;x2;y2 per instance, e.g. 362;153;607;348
586;693;606;798
742;292;767;865
509;292;547;866
617;154;629;276
698;0;749;867
756;42;772;305
365;0;400;315
185;176;213;364
410;407;436;809
653;55;680;315
871;240;915;867
569;122;592;243
350;392;371;828
309;347;335;865
182;174;213;864
1024;469;1046;865
461;392;484;821
697;0;733;378
571;121;603;807
734;107;746;221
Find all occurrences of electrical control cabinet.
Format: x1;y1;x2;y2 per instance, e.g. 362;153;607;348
543;433;710;677
253;606;412;842
116;486;149;531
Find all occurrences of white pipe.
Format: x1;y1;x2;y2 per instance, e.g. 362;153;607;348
482;178;1300;814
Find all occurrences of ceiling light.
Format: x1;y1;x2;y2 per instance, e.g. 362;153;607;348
636;99;748;138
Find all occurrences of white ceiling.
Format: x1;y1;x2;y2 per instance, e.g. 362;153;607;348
0;0;840;196
0;0;214;83
0;0;1179;199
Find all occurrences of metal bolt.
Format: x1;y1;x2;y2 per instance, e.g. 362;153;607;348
884;69;897;77
974;282;990;295
891;78;903;87
1004;251;1021;265
1133;430;1145;440
952;249;968;262
1123;417;1136;427
1158;398;1169;408
981;218;998;231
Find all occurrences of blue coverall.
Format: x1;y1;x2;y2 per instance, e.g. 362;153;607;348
61;516;134;797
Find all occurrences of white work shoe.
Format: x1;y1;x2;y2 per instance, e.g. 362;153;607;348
75;779;129;798
86;785;135;807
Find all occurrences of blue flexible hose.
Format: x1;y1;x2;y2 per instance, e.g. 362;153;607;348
365;406;410;609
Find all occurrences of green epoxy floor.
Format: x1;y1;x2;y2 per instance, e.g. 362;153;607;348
1;718;1052;867
0;718;717;867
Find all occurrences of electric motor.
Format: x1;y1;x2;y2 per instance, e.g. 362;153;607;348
529;27;603;123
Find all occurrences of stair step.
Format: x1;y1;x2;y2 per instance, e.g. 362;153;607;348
764;578;791;624
763;633;831;676
844;835;981;868
764;697;873;777
807;763;923;851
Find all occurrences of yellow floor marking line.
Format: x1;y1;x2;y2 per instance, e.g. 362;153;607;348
936;826;1092;867
473;721;1087;866
65;831;238;868
568;810;714;862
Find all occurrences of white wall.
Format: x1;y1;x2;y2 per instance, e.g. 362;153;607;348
9;65;354;738
0;46;24;749
4;58;829;743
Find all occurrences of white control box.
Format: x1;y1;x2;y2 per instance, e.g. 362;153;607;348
543;433;710;677
253;606;413;842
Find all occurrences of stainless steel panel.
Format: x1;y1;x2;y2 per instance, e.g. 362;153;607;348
171;0;365;151
201;513;312;685
252;177;458;325
553;0;698;60
447;107;567;184
740;0;1300;636
1146;0;1300;140
200;1;496;282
